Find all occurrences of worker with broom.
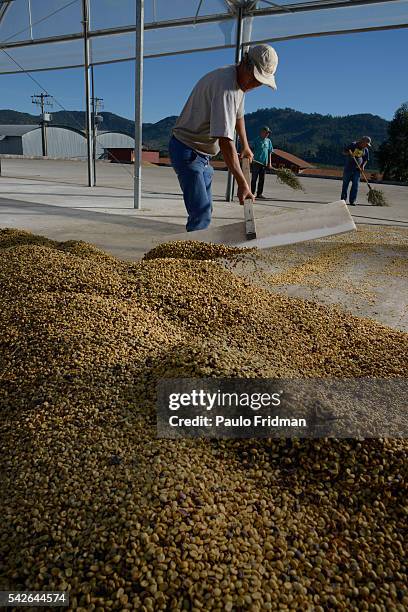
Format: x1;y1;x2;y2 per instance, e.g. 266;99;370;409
341;136;371;206
250;126;273;199
169;44;279;231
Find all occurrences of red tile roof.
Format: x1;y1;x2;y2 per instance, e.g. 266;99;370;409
304;167;383;179
272;149;314;169
303;167;343;177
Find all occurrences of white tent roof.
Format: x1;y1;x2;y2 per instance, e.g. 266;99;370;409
0;0;407;73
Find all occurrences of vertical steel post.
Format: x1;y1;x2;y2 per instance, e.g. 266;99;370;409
134;0;144;210
242;4;255;56
91;64;97;184
27;0;33;40
82;0;94;187
225;6;244;202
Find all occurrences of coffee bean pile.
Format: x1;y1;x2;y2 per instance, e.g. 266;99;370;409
0;228;406;611
143;240;252;262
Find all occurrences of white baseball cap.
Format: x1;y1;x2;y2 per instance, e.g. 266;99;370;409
247;44;279;90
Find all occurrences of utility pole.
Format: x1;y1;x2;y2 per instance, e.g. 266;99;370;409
31;93;53;157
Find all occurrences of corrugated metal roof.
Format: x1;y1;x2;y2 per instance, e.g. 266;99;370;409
0;124;134;138
98;130;134;136
0;124;39;136
272;148;314;169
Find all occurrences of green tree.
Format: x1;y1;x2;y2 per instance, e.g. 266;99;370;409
377;103;408;181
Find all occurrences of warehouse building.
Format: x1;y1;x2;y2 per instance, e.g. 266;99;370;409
94;131;135;158
0;124;134;159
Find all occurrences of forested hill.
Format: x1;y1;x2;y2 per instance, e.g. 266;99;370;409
244;108;388;166
0;107;388;167
141;108;388;166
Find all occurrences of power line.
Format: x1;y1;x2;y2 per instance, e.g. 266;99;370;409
31;92;53;111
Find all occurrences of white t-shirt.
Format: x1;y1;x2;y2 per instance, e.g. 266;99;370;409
172;65;245;157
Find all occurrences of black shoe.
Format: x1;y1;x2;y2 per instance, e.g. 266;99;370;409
348;202;356;206
256;194;266;199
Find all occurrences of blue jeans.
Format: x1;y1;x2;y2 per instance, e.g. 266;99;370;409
341;168;360;204
169;136;214;231
251;162;266;196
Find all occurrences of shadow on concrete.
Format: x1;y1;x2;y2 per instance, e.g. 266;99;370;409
1;175;90;188
145;215;241;222
260;197;329;204
252;202;300;210
1;191;133;200
144;191;181;197
2;175;143;192
0;196;182;234
352;214;408;225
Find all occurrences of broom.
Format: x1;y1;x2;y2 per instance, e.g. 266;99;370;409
349;151;388;207
253;159;305;191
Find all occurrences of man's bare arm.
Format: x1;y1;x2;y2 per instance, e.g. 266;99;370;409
219;137;248;185
219;137;254;204
235;117;253;160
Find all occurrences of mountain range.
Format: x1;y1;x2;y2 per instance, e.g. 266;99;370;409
0;107;388;167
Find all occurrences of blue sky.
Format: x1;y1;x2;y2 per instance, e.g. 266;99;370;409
1;28;407;123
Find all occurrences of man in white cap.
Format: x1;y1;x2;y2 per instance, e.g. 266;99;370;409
341;136;372;206
169;44;278;231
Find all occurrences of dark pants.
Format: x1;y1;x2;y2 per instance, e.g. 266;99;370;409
251;163;266;196
341;168;360;204
169;136;214;231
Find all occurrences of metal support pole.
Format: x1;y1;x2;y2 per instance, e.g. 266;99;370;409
134;0;144;210
225;6;244;202
91;64;97;184
27;0;33;40
82;0;94;187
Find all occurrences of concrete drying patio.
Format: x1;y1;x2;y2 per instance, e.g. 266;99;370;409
1;158;407;333
0;158;407;260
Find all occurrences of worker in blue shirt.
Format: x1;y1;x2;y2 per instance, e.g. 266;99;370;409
341;136;371;206
251;126;273;199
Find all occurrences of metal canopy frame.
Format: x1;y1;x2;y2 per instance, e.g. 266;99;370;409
0;1;14;24
1;0;407;209
1;0;405;52
82;0;94;187
134;0;144;210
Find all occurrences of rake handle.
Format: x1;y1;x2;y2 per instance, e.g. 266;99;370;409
241;157;257;240
349;150;372;191
252;159;274;170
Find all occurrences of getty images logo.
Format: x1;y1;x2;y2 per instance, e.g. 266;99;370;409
168;389;283;411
